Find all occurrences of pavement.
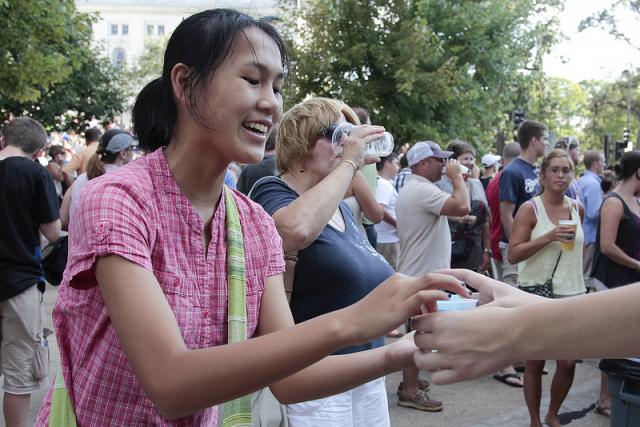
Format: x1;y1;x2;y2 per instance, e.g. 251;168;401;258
2;284;611;426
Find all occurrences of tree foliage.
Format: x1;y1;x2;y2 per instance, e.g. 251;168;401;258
1;53;127;131
278;0;563;153
579;0;640;52
0;0;92;102
580;69;640;150
0;0;127;131
120;37;167;103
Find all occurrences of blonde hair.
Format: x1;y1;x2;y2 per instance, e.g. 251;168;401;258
276;97;359;173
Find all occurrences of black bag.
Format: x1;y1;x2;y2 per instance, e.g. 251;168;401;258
521;281;553;298
520;251;562;299
41;235;68;286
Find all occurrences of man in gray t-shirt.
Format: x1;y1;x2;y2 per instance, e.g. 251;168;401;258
395;141;469;412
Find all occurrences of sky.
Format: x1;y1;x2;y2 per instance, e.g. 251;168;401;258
544;0;639;82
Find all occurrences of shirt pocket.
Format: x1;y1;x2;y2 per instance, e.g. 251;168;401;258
155;270;204;349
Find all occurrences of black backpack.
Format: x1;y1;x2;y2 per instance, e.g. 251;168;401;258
41;235;68;286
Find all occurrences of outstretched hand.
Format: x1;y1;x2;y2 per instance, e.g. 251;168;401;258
409;269;545;385
345;272;470;346
438;269;543;308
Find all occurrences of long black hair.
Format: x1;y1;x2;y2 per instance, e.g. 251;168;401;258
132;9;289;152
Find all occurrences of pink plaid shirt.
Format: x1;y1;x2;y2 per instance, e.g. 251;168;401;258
36;149;285;426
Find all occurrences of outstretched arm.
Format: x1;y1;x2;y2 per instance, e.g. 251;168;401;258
412;269;640;385
97;256;468;420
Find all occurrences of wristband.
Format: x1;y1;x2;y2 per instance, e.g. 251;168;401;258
342;160;358;178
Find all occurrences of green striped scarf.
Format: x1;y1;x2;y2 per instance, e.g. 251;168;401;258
222;187;252;427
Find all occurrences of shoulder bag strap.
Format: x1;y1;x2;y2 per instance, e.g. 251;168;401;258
549;250;563;282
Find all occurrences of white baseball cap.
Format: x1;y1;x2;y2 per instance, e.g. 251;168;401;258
481;154;501;168
407;141;453;167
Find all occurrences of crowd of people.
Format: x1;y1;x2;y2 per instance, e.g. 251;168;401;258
0;7;639;427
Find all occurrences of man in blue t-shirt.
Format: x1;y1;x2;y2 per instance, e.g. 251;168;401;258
499;120;548;286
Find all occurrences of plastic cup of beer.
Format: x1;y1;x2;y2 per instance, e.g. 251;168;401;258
559;219;578;251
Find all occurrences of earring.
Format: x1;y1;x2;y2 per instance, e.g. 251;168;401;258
299;167;305;173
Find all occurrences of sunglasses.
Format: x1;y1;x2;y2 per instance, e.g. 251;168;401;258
318;123;339;140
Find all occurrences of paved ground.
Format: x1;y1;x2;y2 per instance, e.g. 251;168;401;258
2;284;610;426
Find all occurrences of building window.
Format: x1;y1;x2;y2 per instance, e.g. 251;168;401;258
111;24;118;35
122;24;129;35
112;48;126;68
147;24;154;36
158;25;165;36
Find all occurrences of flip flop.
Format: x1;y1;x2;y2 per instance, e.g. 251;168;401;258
514;366;548;375
594;403;611;418
493;373;524;388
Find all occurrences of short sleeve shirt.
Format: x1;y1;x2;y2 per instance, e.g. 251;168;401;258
36;148;285;426
499;158;539;213
0;156;59;300
396;174;452;276
250;176;393;354
374;177;399;243
499;158;539;241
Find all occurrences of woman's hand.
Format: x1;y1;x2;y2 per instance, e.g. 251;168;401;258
435;269;543;308
343;273;469;345
478;251;491;273
342;125;386;168
408;269;546;384
544;224;576;244
411;306;521;384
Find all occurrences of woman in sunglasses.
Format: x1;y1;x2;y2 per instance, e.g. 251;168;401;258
251;97;438;426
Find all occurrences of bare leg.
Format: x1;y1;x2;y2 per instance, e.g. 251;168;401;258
401;367;419;395
545;360;576;427
597;373;611;415
524;360;545;427
3;392;30;427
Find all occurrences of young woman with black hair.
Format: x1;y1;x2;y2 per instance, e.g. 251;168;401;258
36;9;465;426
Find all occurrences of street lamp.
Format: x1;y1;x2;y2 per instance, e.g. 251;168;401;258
622;69;632;149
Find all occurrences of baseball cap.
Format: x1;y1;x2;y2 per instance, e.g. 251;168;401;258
407;141;453;167
103;131;137;153
481;153;501;168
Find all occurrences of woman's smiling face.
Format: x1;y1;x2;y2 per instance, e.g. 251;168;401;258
190;27;285;166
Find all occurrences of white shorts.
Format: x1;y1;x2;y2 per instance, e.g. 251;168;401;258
286;377;389;427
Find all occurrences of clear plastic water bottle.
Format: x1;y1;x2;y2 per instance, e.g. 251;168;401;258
331;123;394;157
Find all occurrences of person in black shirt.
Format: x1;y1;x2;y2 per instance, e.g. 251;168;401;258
0;117;61;426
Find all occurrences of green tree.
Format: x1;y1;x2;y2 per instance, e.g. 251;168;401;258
579;0;640;52
1;53;127;131
0;0;127;130
0;0;93;102
279;0;563;154
580;70;640;152
121;37;167;102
